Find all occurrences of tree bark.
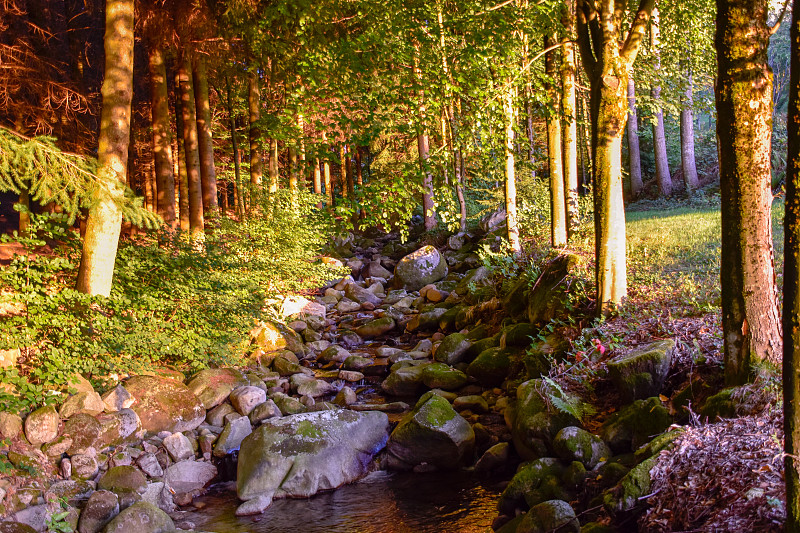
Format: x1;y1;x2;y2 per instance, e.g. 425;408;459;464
174;69;190;231
269;139;279;193
178;53;204;238
504;84;521;254
248;69;262;190
225;76;242;216
414;43;436;231
546;34;567;247
681;68;700;191
627;77;643;199
148;43;176;228
76;0;134;296
322;132;333;208
783;3;800;526
561;1;580;238
716;0;782;384
650;7;672;197
192;52;218;213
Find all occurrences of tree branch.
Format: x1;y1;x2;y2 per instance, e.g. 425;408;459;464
769;0;791;36
620;0;655;64
577;0;599;80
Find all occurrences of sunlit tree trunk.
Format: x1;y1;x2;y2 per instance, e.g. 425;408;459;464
174;69;190;230
681;66;700;192
322;132;333;208
413;43;436;230
313;157;322;208
289;146;298;193
269;139;279;194
627;77;643;199
546;34;567;247
177;53;204;238
716;0;781;384
76;0;133;296
248;69;262;192
504;84;521;254
784;3;800;526
192;52;218;213
650;7;672;197
148;43;176;228
17;192;30;236
577;0;653;315
561;0;580;238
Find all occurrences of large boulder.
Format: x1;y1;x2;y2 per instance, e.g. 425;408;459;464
24;405;59;446
512;379;580;460
163;460;217;501
497;458;571;515
251;321;305;354
393;246;448;292
101;502;175;533
124;375;205;433
466;347;512;387
600;397;671;453
386;394;474;470
526;254;581;325
186;368;249;410
433;333;472;365
355;317;396;338
607;340;674;402
381;363;429;397
517;500;580;533
236;409;389;515
553;426;611;469
421;363;468;390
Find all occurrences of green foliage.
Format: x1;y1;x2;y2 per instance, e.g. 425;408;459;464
540;376;596;422
0;201;343;411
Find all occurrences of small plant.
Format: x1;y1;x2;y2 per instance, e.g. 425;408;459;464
46;497;73;533
539;377;596;422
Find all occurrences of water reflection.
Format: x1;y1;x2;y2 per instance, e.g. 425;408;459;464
186;470;501;533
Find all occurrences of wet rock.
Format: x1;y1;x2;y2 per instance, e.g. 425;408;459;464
78;490;119;533
517;500;579;533
420;363;468;390
433;333;472;365
230;386;268;416
386;394;474;471
466;347;512;387
236;410;389;514
338;370;364;382
187;368;249;410
24;405;59;446
381;363;430;397
124;376;205;434
59;391;105;418
164;460;217;499
600;397;671;453
607;340;674;402
394;246;448;291
553;426;611;469
101;501;175;533
355;317;396;338
343;355;373;371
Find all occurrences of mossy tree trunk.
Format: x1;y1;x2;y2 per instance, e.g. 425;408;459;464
716;0;782;384
577;0;654;316
177;53;204;239
561;0;580;238
546;34;566;248
192;52;217;214
784;2;800;525
626;77;643;199
76;0;134;296
148;43;176;229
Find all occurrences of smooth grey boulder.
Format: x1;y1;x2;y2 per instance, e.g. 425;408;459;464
101;502;175;533
213;416;253;457
230;386;268;416
607;340;674;402
236;409;389;514
164;460;217;499
394;246;448;291
386;394;474;471
24;405;59;446
433;333;472;365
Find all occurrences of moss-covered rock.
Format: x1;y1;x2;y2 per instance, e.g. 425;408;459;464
526;254;581;325
124;375;205;433
98;465;147;495
466;347;513;387
602;456;657;515
23;405;59;446
553;426;611;469
517;499;580;533
512;380;580;460
497;458;570;515
607;340;674;402
186;368;249;410
502;277;529;318
433;333;473;365
252;321;305;355
355;317;396;338
454;267;491;296
463;336;499;362
386;394;474;470
437;306;462;331
381;363;430;397
406;308;449;332
500;323;538;348
633;428;685;462
600;397;671;453
421;363;468;390
394;246;448;291
101;501;175;533
700;387;740;420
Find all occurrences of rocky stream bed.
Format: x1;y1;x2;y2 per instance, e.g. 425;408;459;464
0;227;695;533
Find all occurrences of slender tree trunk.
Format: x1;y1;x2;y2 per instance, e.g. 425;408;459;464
561;1;580;237
248;69;262;191
76;0;134;296
192;52;218;213
289;146;298;193
174;69;190;231
627;77;643;200
681;68;700;191
546;34;567;247
504;84;521;254
313;157;322;208
17;191;30;236
650;7;672;197
414;43;436;231
225;76;242;214
178;53;204;238
322;132;333;208
148;43;176;228
784;3;800;527
269;139;279;193
716;0;781;384
339;145;350;199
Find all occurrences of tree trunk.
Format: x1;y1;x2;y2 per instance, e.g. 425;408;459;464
627;77;643;199
192;52;218;213
313;157;322;208
269;139;279;193
148;43;176;228
322;132;333;208
178;53;204;238
650;7;672;197
561;1;580;238
681;68;700;192
546;34;567;247
225;76;242;216
504;85;521;254
783;3;800;526
174;69;190;231
716;0;781;384
248;69;262;190
339;145;349;199
289;146;298;193
76;0;134;296
17;191;30;236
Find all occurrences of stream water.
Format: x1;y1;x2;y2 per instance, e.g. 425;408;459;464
180;470;503;533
